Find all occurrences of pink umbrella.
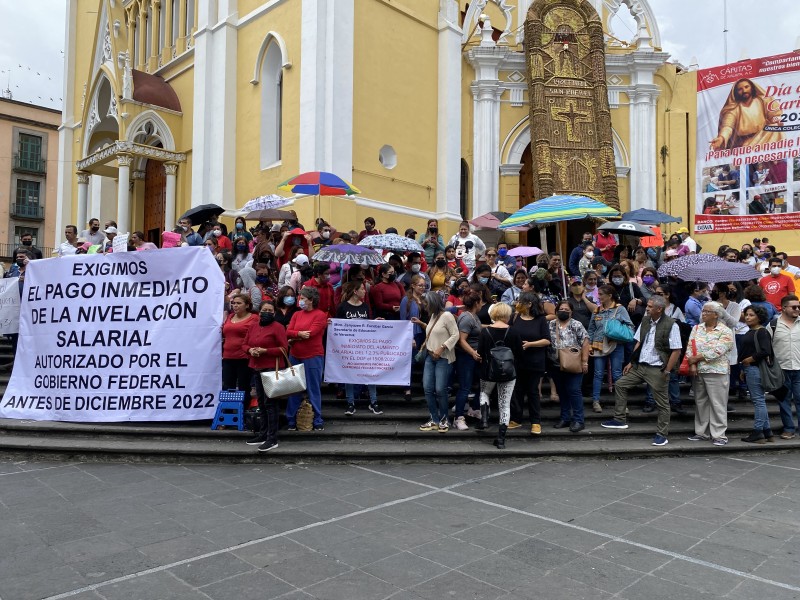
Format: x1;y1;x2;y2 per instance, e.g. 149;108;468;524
469;211;511;229
508;246;544;258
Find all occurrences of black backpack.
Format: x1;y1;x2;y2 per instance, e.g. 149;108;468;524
487;329;516;382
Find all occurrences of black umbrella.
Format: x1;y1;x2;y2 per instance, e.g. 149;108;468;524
180;203;224;226
620;208;682;225
597;221;656;237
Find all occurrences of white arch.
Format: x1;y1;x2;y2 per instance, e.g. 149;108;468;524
125;110;176;151
251;31;291;84
82;69;120;157
462;0;515;45
604;0;661;48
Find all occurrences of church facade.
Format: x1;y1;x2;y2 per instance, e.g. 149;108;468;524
57;0;705;247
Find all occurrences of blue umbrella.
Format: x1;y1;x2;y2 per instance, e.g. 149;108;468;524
621;208;681;225
499;195;619;229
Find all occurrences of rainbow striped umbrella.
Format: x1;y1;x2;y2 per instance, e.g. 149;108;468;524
498;195;618;229
278;171;361;196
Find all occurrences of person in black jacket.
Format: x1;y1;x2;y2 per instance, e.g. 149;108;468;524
739;305;775;443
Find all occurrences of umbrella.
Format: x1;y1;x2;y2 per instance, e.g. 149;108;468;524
312;244;384;266
242;194;292;212
180;203;224;225
620;208;682;225
597;221;656;237
245;208;296;222
657;253;724;278
676;261;760;284
469;211;511;230
358;234;423;253
499;195;619;229
278;172;361;196
507;246;544;258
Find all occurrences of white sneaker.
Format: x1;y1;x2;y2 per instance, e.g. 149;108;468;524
454;416;469;431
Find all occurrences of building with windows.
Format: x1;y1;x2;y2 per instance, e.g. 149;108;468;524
60;1;735;249
0;98;60;259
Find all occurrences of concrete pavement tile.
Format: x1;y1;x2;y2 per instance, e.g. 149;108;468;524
588;540;673;573
595;501;667;525
200;519;274;547
176;477;237;497
552;555;646;593
524;499;591;522
632;482;707;502
52;533;135;564
253;508;321;534
357;521;441;551
204;487;260;507
170;506;249;533
0;522;48;553
645;514;721;539
726;514;797;542
751;556;800;588
724;579;800;600
457;554;546;591
146;496;219;516
0;564;87;600
227;496;292;519
687;540;770;574
335;511;402;535
137;533;219;563
300;498;362;520
534;525;609;554
168;552;254;587
750;495;800;527
624;524;701;553
266;551;351;588
410;536;494;569
362;551;446;588
507;572;614;600
115;519;192;547
270;487;337;508
652;559;745;596
617;574;720;600
304;569;401;600
30;516;111;545
489;511;555;537
499;538;582;571
620;491;686;513
672;502;738;525
99;570;200;600
452;523;529;552
567;513;640;537
340;488;403;509
315;535;401;568
71;549;160;582
411;572;506;600
0;546;65;580
232;537;310;569
288;523;361;550
707;525;787;556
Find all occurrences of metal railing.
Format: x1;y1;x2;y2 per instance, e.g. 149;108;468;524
13;153;46;174
0;243;55;260
10;203;44;219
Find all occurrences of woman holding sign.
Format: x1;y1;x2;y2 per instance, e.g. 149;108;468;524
243;300;288;452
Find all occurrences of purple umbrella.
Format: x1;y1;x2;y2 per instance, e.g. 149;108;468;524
507;246;544;258
676;261;761;284
657;253;724;279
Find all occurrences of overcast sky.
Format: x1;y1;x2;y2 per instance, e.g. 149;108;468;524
0;0;797;113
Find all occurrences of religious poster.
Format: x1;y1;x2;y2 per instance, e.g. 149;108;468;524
695;51;800;234
0;247;224;422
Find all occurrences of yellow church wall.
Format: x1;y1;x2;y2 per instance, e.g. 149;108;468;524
234;2;301;214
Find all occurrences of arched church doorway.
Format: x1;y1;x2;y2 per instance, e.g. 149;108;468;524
143;159;166;244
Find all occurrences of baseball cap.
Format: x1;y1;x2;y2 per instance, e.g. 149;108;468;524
294;254;309;266
676;227;689;234
104;226;118;234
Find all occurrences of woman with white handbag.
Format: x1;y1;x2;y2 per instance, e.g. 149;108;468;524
243;300;289;452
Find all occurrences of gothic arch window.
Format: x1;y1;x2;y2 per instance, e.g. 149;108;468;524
260;42;283;168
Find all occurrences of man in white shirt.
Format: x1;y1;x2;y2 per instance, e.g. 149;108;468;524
676;227;697;254
772;294;800;439
58;225;80;257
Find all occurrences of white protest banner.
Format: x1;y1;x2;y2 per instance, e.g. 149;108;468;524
113;233;129;253
0;277;20;334
695;51;800;234
324;319;412;387
0;247;224;422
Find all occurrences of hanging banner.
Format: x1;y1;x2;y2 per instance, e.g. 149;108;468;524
0;247;224;422
0;277;20;334
695;51;800;234
324;319;412;387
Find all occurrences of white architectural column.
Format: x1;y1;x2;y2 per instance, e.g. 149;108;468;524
56;0;79;242
627;86;659;210
299;0;354;176
116;154;133;233
164;162;178;229
436;0;463;221
76;172;90;231
192;0;238;209
467;19;507;219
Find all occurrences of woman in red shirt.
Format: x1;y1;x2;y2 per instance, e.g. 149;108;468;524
221;294;257;400
243;300;289;452
369;263;404;320
285;287;329;430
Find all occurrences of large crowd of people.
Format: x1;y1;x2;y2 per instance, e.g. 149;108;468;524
8;215;800;453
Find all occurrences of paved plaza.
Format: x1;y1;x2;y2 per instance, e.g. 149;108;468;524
2;455;800;600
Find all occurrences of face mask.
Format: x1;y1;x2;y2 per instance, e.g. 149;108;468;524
91;225;99;232
771;266;781;275
15;258;26;266
727;289;738;300
256;275;269;284
557;311;570;322
498;248;508;257
710;290;720;301
611;277;624;286
21;240;32;246
182;226;189;231
435;259;446;268
236;223;244;230
236;245;247;252
585;283;596;290
259;313;275;326
298;299;308;310
283;296;296;306
411;264;421;273
386;273;396;282
213;230;221;237
600;266;607;274
585;251;594;258
642;275;655;286
478;276;489;285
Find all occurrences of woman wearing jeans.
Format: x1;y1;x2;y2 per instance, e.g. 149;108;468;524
419;292;460;432
548;300;590;433
587;285;632;413
453;290;484;431
739;305;775;443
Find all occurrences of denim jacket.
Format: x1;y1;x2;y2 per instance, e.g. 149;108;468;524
587;303;633;344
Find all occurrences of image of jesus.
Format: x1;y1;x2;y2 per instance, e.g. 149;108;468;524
709;78;783;150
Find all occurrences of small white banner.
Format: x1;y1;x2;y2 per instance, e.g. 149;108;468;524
112;233;129;253
0;247;224;422
0;277;20;334
324;319;412;386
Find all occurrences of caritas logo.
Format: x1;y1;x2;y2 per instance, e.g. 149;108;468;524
762;278;783;295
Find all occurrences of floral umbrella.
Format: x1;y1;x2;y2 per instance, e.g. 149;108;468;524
657;253;724;278
241;194;292;212
358;234;423;253
312;244;384;266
